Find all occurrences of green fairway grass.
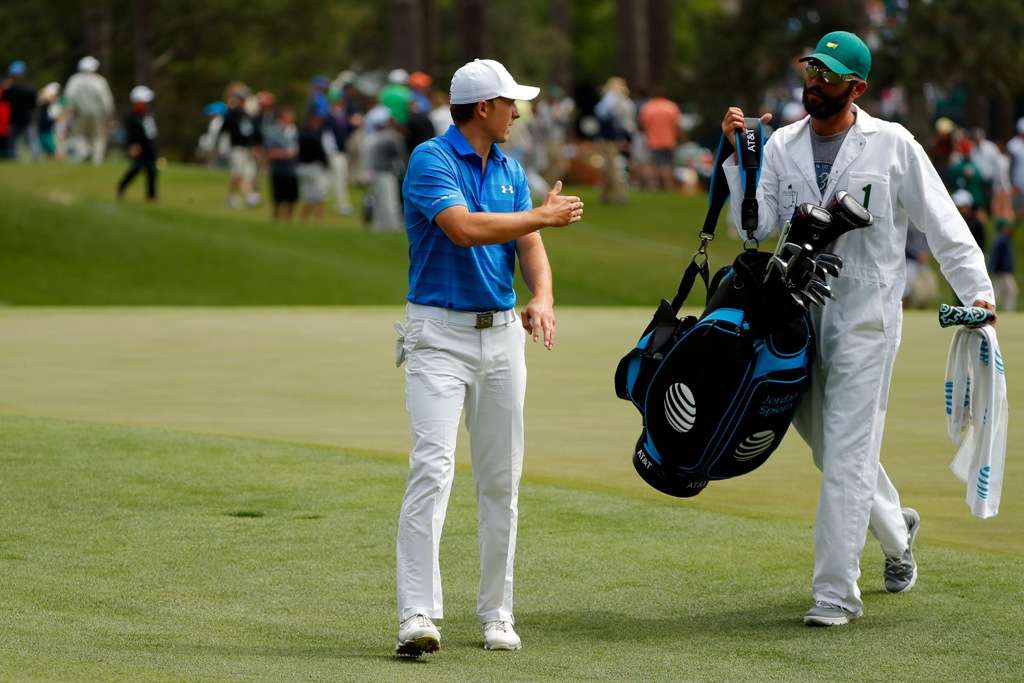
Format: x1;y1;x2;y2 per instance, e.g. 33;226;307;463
0;161;774;307
0;163;409;306
2;414;1021;681
2;307;1020;558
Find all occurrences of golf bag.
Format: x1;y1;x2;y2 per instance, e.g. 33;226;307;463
615;120;873;498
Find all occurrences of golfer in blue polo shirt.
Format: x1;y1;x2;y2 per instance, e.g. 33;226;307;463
394;59;583;657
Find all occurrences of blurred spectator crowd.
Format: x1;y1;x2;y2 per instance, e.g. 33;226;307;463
0;54;1021;308
0;57;116;164
196;68;445;227
902;115;1021;310
0;56;712;229
193;67;721;228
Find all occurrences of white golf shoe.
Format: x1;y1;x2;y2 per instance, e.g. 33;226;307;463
395;614;440;657
483;620;521;651
884;507;920;593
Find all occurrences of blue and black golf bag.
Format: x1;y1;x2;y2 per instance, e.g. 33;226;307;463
614;119;873;497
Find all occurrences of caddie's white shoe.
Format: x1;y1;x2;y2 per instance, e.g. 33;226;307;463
884;507;920;593
395;614;440;657
483;620;521;651
803;601;862;627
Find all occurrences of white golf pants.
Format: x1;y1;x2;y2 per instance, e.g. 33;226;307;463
370;172;402;233
396;303;526;624
794;299;909;614
328;151;352;213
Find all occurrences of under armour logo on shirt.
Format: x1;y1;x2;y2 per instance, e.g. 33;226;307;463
500;185;514;194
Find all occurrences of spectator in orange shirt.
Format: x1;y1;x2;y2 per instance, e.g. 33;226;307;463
638;87;681;190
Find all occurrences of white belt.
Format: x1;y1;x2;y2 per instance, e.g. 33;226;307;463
407;303;517;330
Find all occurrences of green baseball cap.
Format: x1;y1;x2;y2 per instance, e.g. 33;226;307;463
800;30;871;81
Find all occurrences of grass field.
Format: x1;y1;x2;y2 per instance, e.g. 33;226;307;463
3;415;1021;681
0;161;971;308
1;307;1022;680
0;163;1021;680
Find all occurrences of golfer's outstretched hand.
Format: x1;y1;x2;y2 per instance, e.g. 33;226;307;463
721;107;773;148
540;180;584;227
522;296;556;350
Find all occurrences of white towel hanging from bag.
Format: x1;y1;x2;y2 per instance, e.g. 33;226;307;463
943;325;1008;518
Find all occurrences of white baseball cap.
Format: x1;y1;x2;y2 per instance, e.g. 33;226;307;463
449;59;539;105
40;81;61;100
952;188;973;208
130;85;154;103
78;56;99;73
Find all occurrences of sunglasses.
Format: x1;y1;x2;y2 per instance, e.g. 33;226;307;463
805;64;859;85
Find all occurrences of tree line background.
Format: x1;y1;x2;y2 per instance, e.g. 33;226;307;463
2;0;1023;159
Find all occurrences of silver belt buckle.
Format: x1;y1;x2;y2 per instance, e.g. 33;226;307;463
474;312;494;329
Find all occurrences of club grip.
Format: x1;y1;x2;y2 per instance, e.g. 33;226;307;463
938;303;995;328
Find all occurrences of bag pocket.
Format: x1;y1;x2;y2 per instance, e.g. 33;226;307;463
847;172;890;220
705;373;807;479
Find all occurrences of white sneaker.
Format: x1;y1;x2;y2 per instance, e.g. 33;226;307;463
803;601;862;627
245;192;262;207
226;194;242;208
884;507;920;593
483;620;521;651
395;614;440;657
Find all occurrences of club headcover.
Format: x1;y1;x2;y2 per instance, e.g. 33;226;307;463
781;203;833;254
828;190;874;238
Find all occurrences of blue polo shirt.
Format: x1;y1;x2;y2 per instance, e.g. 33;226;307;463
402;124;532;311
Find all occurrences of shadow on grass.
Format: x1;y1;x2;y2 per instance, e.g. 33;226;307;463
520;600;827;642
128;638;431;665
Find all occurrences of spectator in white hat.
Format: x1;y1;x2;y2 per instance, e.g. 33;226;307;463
64;56;114;164
117;86;159;201
953;187;986;253
388;68;409;85
36;82;62;159
394;58;583;657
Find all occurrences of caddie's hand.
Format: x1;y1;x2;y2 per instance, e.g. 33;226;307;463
129;144;141;158
973;299;997;326
521;296;556;350
721;107;773;149
541;180;583;227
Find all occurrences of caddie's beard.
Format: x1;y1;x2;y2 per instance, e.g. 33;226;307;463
803;83;855;120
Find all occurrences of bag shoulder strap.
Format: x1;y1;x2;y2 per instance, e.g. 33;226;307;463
701;117;764;241
671;117;764;313
670;259;709;314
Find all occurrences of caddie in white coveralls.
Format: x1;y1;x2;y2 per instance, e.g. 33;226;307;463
721;31;995;626
394;59;584;656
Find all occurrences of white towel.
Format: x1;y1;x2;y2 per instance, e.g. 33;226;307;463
943;325;1008;518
